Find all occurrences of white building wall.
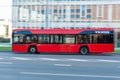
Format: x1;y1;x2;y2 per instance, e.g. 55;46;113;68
12;0;120;29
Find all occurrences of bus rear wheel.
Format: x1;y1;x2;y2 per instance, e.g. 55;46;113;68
80;47;89;55
28;46;37;54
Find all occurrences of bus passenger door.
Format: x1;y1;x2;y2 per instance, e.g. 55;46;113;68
59;35;76;53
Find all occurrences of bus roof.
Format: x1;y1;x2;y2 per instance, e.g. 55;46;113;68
13;28;114;34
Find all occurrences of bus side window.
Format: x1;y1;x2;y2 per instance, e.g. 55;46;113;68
77;35;89;44
19;35;26;43
77;35;82;44
97;36;102;43
50;35;63;44
13;35;19;43
43;39;48;43
26;35;31;43
63;35;75;44
38;34;50;44
31;35;38;43
33;38;37;43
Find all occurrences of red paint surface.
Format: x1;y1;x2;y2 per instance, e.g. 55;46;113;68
12;28;114;54
13;28;113;34
12;44;114;54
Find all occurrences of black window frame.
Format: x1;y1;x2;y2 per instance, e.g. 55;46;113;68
38;34;50;44
76;34;91;44
50;34;63;44
76;34;114;44
13;34;27;44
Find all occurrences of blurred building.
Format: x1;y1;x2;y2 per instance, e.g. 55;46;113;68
0;19;12;38
12;0;120;28
12;0;120;47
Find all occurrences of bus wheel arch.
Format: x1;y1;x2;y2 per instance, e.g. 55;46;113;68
79;46;89;55
28;45;38;54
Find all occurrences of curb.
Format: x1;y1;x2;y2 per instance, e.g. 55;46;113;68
0;51;11;52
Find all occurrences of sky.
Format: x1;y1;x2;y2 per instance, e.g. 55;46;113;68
0;0;12;20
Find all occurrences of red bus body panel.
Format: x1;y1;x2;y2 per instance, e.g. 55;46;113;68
12;44;114;54
12;44;28;52
13;28;113;35
12;28;114;54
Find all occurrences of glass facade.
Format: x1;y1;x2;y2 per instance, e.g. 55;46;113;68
12;0;120;28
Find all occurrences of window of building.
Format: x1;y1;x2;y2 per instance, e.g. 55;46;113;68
76;9;80;12
19;6;29;21
71;15;75;18
63;15;66;18
81;5;86;17
82;11;85;17
54;9;57;13
59;10;61;13
76;15;80;18
32;0;35;2
41;10;44;14
63;9;66;13
13;0;17;2
37;0;40;2
71;9;75;12
87;15;91;18
87;9;91;13
53;0;63;1
18;0;22;2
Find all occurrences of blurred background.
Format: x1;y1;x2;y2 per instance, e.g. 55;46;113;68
0;0;11;43
0;0;120;47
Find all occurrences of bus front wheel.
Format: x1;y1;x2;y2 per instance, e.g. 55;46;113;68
28;46;37;54
80;47;89;55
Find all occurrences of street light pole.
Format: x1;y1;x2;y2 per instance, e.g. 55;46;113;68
46;0;49;29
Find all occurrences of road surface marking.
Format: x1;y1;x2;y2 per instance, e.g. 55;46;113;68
54;64;72;67
21;72;120;79
40;58;59;61
0;62;13;64
66;59;120;63
12;57;32;60
68;59;89;62
0;58;3;60
98;60;120;63
10;57;120;63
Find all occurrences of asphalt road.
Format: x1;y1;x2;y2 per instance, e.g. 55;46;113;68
0;52;120;80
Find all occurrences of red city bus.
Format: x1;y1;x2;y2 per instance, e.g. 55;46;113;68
12;28;114;55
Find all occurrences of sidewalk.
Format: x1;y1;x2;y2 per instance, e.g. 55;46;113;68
0;43;11;47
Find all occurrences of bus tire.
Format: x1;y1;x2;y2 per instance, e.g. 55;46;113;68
80;47;89;55
28;46;37;54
